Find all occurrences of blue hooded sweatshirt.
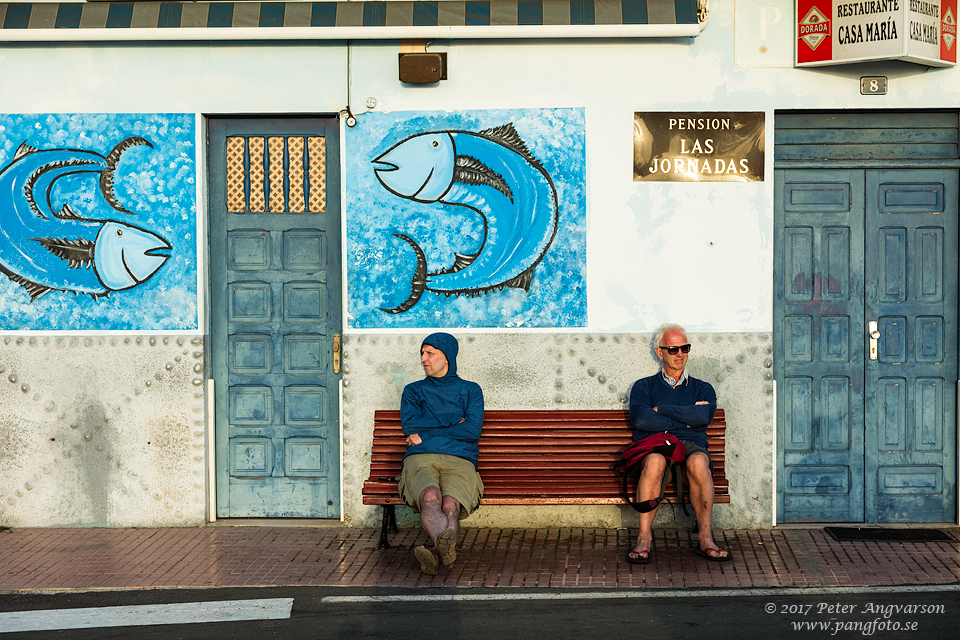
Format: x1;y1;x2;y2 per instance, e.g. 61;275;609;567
400;332;484;468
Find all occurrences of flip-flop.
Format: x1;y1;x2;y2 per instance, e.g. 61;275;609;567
626;548;652;564
694;545;731;562
437;528;458;566
414;545;440;575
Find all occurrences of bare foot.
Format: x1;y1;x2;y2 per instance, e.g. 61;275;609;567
694;545;730;562
627;547;651;564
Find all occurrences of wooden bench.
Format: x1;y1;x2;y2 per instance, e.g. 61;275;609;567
362;409;728;548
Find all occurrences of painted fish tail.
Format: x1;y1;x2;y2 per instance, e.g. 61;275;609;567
380;234;428;314
100;137;153;215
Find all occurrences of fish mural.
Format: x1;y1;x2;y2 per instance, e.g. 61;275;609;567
0;137;171;301
373;123;559;313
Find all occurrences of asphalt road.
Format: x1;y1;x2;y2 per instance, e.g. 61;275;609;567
0;585;957;639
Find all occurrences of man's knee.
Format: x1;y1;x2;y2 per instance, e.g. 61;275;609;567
420;486;442;506
640;453;668;477
685;452;714;486
441;495;461;515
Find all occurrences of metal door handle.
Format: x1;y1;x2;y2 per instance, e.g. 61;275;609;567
868;321;879;360
333;333;341;374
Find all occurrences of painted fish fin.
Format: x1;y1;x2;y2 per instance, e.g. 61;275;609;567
501;266;535;292
0;263;56;301
433;250;480;276
100;136;153;215
454;155;513;202
53;203;85;220
380;233;428;314
451;251;480;272
477;123;539;167
13;142;40;161
35;237;96;269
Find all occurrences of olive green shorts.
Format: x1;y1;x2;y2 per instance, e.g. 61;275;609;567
398;453;484;518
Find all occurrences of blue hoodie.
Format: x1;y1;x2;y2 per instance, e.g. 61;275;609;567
400;332;484;467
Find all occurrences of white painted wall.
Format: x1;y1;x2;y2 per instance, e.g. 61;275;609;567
1;0;957;527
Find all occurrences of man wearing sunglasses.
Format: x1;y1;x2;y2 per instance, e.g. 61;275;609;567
626;323;730;564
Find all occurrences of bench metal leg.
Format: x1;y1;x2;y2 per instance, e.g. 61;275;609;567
377;505;398;549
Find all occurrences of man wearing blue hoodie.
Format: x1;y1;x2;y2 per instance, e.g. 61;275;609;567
398;332;484;575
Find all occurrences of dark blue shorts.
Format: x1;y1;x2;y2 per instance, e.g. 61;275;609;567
679;439;714;473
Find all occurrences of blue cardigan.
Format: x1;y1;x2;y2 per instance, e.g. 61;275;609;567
628;372;717;449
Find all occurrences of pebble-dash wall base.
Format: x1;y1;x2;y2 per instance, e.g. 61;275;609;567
341;332;774;530
0;336;206;527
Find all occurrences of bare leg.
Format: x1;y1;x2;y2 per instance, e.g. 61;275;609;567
418;486;448;546
441;496;461;536
414;486;447;575
437;495;462;565
685;452;728;560
631;453;667;561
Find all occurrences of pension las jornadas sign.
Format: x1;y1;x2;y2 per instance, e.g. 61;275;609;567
633;112;765;182
797;0;957;66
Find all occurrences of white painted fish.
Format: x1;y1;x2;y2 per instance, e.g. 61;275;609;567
0;137;171;301
373;123;559;313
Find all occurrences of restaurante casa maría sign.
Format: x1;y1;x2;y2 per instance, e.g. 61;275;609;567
797;0;957;66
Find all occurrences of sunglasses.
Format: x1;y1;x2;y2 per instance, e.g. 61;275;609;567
659;344;691;355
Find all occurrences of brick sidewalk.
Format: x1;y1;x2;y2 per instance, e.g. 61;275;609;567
0;526;958;592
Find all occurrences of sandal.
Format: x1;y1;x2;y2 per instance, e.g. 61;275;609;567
693;545;731;562
626;548;652;564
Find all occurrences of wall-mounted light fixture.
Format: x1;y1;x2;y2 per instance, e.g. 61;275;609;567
398;52;447;84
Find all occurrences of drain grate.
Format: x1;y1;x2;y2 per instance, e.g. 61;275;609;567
825;527;956;542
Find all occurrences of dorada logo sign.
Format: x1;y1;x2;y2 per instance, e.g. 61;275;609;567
944;6;957;52
800;5;831;49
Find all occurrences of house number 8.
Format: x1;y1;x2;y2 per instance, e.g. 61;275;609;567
860;76;888;95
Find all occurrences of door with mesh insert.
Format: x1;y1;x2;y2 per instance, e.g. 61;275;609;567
209;118;341;518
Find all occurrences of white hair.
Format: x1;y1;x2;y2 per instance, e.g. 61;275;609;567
653;323;688;349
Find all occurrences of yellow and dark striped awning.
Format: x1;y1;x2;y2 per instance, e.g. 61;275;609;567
0;1;707;40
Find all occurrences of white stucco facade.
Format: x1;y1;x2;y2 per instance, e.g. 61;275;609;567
0;0;957;528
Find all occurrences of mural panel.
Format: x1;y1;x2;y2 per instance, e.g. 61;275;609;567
345;108;586;328
0;113;198;331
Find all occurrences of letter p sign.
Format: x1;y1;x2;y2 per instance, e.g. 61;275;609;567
759;6;782;40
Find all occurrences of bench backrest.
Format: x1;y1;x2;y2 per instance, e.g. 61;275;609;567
364;409;727;505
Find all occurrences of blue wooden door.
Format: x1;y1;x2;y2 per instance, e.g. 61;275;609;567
208;118;342;518
864;169;958;522
775;169;867;522
776;168;958;523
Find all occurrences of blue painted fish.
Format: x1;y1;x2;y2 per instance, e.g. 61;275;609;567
0;137;171;301
373;123;559;313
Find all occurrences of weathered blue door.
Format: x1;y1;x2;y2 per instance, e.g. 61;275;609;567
208;118;342;518
776;167;958;522
864;169;958;522
776;169;867;522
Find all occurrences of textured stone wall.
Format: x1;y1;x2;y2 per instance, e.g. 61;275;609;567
0;335;206;527
341;331;775;530
0;330;775;530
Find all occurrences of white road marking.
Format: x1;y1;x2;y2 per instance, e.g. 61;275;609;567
0;598;293;633
322;584;960;603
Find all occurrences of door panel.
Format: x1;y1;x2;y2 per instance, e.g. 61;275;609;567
775;169;866;522
776;167;958;523
864;169;958;522
209;118;342;518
